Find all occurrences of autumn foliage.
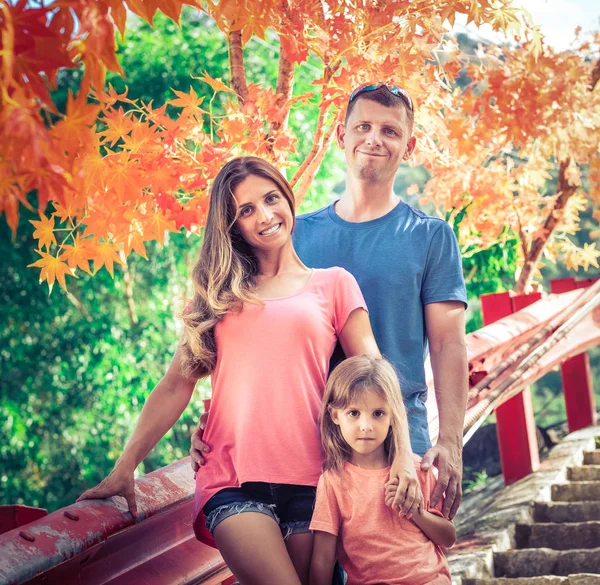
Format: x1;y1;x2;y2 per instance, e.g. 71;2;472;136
420;32;600;292
1;0;597;293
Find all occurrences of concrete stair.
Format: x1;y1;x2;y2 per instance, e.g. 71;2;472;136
516;521;600;549
567;466;600;481
584;451;600;465
534;501;600;522
464;448;600;584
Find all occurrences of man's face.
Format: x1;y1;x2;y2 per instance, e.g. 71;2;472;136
337;99;416;184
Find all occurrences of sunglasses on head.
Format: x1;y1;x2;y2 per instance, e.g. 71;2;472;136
349;83;414;112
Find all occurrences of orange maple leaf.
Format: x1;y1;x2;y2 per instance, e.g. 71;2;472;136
169;86;206;109
143;211;178;245
98;106;138;146
61;233;93;274
195;71;237;95
89;240;125;277
27;250;75;293
30;213;57;250
0;172;30;237
121;229;148;260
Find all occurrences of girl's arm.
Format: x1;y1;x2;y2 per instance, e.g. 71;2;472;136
77;346;199;515
339;308;423;516
411;508;456;548
309;531;338;585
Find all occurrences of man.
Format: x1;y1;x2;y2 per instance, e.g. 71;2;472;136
191;83;468;519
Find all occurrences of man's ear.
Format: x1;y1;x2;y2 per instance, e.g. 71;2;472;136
329;405;340;425
335;122;346;150
403;135;417;160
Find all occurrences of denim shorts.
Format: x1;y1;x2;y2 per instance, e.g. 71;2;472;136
203;482;316;540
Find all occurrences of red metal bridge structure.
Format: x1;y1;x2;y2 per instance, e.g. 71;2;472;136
1;276;599;585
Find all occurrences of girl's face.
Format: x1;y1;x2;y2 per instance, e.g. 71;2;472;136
233;174;294;253
331;388;392;467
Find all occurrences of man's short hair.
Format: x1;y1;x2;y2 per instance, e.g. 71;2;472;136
344;86;414;132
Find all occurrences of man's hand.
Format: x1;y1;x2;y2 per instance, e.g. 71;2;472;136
384;454;423;518
421;439;462;519
77;467;137;517
190;411;210;473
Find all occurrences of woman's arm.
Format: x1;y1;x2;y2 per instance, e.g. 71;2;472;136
337;307;380;359
339;308;423;516
410;509;456;548
309;531;338;585
78;345;199;515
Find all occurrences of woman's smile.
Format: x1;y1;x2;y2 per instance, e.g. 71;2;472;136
259;223;282;236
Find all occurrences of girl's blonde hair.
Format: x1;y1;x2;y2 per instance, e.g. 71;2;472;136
180;156;296;379
320;355;406;473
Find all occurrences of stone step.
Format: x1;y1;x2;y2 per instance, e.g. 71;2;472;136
516;522;600;550
494;548;600;577
568;466;600;481
465;575;600;585
534;501;600;522
584;451;600;465
552;482;600;502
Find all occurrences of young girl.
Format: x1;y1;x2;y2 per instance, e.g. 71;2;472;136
309;355;456;585
78;157;420;585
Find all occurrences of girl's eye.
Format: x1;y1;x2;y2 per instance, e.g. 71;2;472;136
348;410;360;418
240;206;252;217
266;193;280;204
373;410;385;418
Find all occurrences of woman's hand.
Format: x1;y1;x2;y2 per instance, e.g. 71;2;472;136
77;466;138;517
190;412;211;473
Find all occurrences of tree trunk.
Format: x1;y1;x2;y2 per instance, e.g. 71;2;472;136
514;57;600;294
228;30;248;103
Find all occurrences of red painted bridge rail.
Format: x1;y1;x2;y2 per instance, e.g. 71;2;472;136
476;276;599;484
0;460;233;585
1;276;599;585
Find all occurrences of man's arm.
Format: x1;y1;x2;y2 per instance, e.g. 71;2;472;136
421;301;468;519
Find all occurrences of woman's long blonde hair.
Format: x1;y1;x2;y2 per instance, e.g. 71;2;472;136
320;355;406;473
180;156;296;379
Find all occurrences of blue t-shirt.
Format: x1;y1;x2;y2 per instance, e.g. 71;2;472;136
293;201;467;456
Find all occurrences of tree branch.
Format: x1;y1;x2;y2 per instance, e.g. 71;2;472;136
515;159;577;293
293;111;340;206
270;50;294;134
290;102;333;188
65;288;92;322
119;251;138;326
590;57;600;92
228;30;248;104
512;202;529;259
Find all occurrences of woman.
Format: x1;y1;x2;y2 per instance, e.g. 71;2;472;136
78;157;419;585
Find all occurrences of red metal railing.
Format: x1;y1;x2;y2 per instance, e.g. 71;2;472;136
1;276;598;585
0;460;232;585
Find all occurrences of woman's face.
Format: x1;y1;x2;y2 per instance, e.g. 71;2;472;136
232;174;294;253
